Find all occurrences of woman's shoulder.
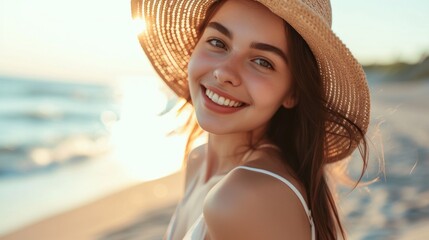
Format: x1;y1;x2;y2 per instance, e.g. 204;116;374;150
203;158;312;239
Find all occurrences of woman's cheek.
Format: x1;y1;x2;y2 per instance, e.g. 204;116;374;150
188;49;217;79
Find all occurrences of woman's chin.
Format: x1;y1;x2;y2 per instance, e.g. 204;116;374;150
195;117;233;136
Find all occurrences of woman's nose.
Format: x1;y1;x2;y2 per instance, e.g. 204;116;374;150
213;58;242;87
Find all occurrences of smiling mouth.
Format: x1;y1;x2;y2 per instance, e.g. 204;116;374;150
204;88;245;108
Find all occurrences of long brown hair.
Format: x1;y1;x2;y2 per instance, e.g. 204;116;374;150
267;22;369;239
177;1;369;239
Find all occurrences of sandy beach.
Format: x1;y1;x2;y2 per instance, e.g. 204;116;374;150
1;172;183;240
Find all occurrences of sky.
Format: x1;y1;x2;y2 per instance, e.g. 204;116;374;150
0;0;428;83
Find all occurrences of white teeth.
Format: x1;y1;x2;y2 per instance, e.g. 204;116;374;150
212;93;219;102
205;88;244;107
218;96;225;105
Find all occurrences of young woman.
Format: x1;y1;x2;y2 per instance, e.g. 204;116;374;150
131;0;371;239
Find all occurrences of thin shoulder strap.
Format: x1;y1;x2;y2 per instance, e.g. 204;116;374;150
235;166;316;240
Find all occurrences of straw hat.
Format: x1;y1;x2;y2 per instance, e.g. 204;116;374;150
131;0;370;162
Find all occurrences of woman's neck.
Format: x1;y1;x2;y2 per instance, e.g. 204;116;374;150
203;130;267;181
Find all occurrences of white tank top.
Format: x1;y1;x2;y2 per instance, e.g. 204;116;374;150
167;165;316;240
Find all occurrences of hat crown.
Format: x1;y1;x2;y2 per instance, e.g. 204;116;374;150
300;0;332;26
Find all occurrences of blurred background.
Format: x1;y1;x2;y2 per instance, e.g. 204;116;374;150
0;0;428;239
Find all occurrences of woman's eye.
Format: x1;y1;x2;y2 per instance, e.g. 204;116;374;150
207;39;226;49
253;58;274;70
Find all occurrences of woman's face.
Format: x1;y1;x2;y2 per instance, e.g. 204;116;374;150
188;0;295;136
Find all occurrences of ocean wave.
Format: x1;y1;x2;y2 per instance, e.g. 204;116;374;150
0;135;111;177
0;76;118;177
0;76;117;102
0;110;114;122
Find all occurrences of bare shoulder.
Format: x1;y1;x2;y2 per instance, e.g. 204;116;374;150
203;160;312;240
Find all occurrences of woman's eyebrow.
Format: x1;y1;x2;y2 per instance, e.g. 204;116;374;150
207;22;232;39
250;42;289;64
207;22;288;64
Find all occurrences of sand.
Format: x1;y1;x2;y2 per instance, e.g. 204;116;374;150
0;172;183;240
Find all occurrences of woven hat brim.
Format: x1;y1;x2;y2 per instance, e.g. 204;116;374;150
131;0;370;162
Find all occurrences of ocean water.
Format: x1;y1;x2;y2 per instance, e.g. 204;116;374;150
0;76;131;235
0;76;119;176
0;75;186;236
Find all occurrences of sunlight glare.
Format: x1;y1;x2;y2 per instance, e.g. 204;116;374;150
132;18;147;35
31;148;52;166
110;76;187;181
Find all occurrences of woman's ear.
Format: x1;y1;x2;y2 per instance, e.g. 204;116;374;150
282;93;297;109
